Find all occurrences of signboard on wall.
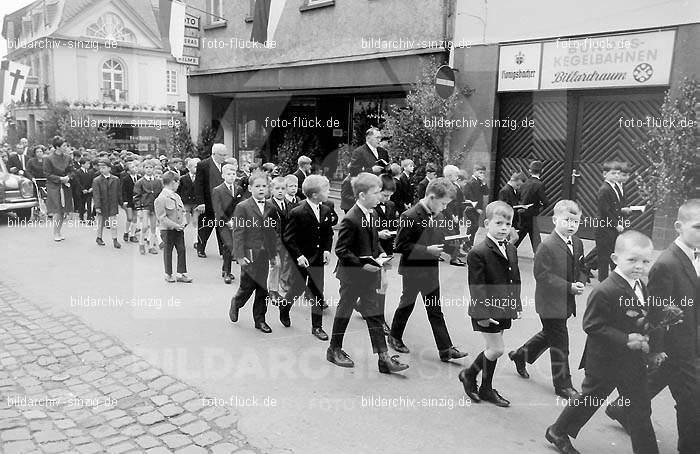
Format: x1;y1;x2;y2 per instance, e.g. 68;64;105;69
540;30;675;90
497;43;541;92
497;30;676;92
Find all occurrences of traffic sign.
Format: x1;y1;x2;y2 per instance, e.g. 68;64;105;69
435;65;455;99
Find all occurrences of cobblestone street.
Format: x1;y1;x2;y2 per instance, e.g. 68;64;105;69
0;281;278;454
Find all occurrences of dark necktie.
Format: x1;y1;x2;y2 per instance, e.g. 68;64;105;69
566;239;573;254
498;240;508;247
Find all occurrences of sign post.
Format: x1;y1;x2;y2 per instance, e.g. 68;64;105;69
435;65;456;99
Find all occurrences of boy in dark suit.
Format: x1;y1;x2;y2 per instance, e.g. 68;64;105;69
514;160;549;251
340;165;358;214
460;201;522;407
443;165;467;266
212;164;245;285
328;172;408;374
282;175;334;340
134;159;163;255
76;158;94;222
293;155;312;200
120;160;138;243
391;158;414;214
606;199;699;453
268;176;290;304
498;171;527;235
595;160;626;281
228;171;280;333
177;158;199;242
374;174;399;335
389;177;469;362
92;159;122;249
462;164;489;250
415;162;437;202
508;200;587;398
546;231;658;454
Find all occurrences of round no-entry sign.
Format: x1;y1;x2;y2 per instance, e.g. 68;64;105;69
435;65;455;99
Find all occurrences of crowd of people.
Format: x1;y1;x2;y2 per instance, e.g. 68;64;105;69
2;127;698;454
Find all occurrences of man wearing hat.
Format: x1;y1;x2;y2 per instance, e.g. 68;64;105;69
514;160;549;251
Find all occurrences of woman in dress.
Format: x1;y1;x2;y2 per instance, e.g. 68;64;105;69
43;136;74;241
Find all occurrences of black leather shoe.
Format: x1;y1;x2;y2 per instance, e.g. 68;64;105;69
112;239;121;249
449;258;466;267
508;350;530;379
545;426;580;454
312;327;328;341
378;355;409;374
255;321;272;333
458;369;480;402
326;347;354;368
439;347;469;362
123;233;129;242
321;301;329;310
381;321;391;337
605;404;631;434
279;309;291;328
479;388;510;407
387;336;410;354
555;387;581;400
229;299;239;323
223;274;232;285
197;251;207;258
96;237;105;246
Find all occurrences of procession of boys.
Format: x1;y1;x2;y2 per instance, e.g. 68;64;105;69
2;127;698;454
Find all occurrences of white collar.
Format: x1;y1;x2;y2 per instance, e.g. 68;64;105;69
487;233;507;248
285;194;296;202
307;199;320;210
614;268;639;290
367;143;377;154
356;202;372;218
674;237;697;263
273;197;285;206
555;230;572;245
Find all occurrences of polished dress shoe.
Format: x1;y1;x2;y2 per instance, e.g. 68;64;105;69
605;404;631;434
381;321;391;337
223;274;233;285
458;369;480;402
508;350;530;379
123;233;129;242
255;321;272;333
129;236;139;243
387;336;410;354
96;237;105;246
197;251;207;258
478;388;510;407
378;355;409;374
229;299;240;323
326;347;354;368
555;387;581;400
279;309;291;328
449;258;466;267
545;426;581;454
439;347;468;362
312;327;328;341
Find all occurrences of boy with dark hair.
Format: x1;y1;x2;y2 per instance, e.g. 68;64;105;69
595;160;625;281
515;160;549;251
509;200;587;399
212;164;245;285
462;164;489;250
154;171;192;283
546;231;658;454
460;201;522;407
416;162;438;201
92;159;122;248
392;158;415;213
389;177;469;362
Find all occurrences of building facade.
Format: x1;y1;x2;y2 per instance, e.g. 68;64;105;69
2;0;188;153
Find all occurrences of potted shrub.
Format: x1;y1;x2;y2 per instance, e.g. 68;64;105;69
636;77;698;249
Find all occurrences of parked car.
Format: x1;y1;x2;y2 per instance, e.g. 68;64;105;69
0;157;38;220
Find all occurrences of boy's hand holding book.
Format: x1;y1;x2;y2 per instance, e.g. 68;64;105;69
648;352;667;367
297;255;310;268
627;333;650;352
426;243;444;257
323;251;331;264
570;282;585;295
477;318;499;327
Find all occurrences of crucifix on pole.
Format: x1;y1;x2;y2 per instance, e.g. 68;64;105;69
9;69;25;96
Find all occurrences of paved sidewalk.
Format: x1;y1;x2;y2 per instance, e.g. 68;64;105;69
0;281;275;454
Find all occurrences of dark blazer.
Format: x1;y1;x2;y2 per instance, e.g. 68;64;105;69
194;157;223;212
77;167;95;192
26;158;45;179
322;200;339;226
340;176;355;212
270;197;290;236
395;202;444;275
374;200;398;255
212;182;245;224
597;181;622;231
232;197;280;262
498;183;519;207
349;143;389;173
467;236;522;320
120;173;137;208
235;170;250;197
334;204;383;286
293;168;308;200
648;242;699;359
176;173;197;206
462;176;489;211
92;174;122;217
416;177;429;201
534;233;588;318
444;181;465;223
7;152;28;175
392;172;414;213
579;272;649;379
133;177;163;211
284;200;334;265
519;176;549;216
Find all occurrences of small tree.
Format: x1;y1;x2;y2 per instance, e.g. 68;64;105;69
43;101;115;150
276;127;322;175
382;57;473;176
636;77;697;208
168;118;196;158
196;126;217;159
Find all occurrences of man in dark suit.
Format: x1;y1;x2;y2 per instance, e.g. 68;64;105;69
194;144;230;258
462;164;489;250
282;175;334;340
415;163;438;202
8;138;30;177
349;127;389;174
389;177;469;362
392;159;415;213
228;171;280;333
498;171;527;232
328;172;408;374
514;160;549;251
595;161;625;281
509;200;587;399
293;155;312;200
546;231;658;454
606;200;699;453
212;164;245;285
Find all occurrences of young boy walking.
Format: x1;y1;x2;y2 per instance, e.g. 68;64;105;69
154;171;192;283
